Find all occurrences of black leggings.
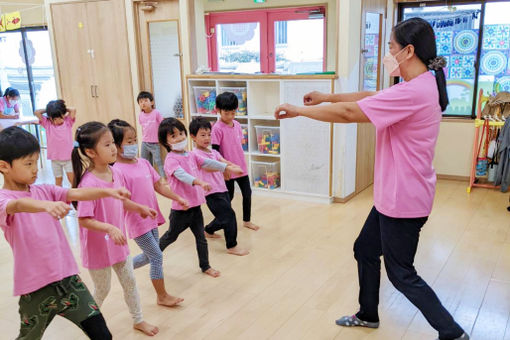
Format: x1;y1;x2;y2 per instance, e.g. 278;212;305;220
205;192;238;249
225;175;251;222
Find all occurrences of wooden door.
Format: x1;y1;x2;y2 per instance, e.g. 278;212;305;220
355;0;386;194
50;2;96;128
135;0;184;119
86;0;135;126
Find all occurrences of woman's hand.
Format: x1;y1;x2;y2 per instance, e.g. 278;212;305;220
274;103;300;120
304;91;327;106
45;202;71;219
106;225;127;245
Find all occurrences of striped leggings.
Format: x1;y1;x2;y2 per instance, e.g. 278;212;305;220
133;228;164;280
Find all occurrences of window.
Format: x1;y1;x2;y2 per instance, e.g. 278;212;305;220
206;6;326;74
0;27;57;116
401;1;510;117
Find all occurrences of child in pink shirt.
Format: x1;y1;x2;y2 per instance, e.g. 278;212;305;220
190;118;248;256
137;91;165;177
158;118;243;278
0;126;131;339
72;121;159;337
109;119;186;307
212;92;260;231
34;100;76;187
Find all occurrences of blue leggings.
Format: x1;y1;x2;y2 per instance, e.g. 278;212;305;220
133;228;164;280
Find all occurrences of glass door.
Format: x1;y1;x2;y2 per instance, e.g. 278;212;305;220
360;12;383;91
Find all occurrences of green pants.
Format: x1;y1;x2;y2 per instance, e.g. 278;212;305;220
17;275;102;340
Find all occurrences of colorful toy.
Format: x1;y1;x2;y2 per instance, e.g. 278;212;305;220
241;125;249;152
221;87;247;116
257;130;280;154
193;87;217;114
254;172;280;189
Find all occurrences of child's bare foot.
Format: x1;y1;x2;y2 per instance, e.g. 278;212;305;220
227;246;249;256
243;221;260;231
157;294;184;307
204;268;221;277
205;231;221;239
134;321;159;336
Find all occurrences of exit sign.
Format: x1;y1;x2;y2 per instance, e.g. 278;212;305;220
254;0;266;3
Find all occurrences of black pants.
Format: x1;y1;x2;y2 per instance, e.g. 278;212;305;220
225;175;251;222
159;206;210;272
205;192;238;249
354;207;464;340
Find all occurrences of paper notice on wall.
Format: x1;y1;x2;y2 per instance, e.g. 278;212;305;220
5;11;21;30
0;15;5;32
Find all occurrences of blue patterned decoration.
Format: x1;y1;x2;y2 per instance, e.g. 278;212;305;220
481;51;508;75
483;25;510;50
454;30;478;54
436;31;453;55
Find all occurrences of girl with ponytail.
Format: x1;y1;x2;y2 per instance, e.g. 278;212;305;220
71;121;160;336
274;17;469;340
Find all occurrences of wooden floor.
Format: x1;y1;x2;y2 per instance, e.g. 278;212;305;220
1;164;510;340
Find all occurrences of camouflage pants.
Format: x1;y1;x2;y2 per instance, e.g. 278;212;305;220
17;275;102;340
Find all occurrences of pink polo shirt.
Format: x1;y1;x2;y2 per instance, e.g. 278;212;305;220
0;185;79;296
139;109;163;143
113;158;165;239
192;148;228;196
357;71;441;218
77;167;130;269
164;151;206;210
211;120;247;179
39;115;75;161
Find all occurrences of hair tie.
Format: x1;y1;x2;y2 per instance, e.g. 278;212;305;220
73;141;80;148
428;56;447;71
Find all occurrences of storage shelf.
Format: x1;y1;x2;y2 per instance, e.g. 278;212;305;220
252;187;281;193
251;152;280;158
248;115;276;120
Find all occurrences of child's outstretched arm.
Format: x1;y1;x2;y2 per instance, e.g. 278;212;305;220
154;179;189;209
201;158;243;176
123;199;158;219
79;217;127;245
6;198;70;219
174;167;212;192
67;187;130;202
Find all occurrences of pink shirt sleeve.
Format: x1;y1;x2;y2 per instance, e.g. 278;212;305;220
191;152;206;168
156;111;163;123
0;98;4;112
144;159;161;184
39;115;50;128
43;184;69;203
357;83;416;130
164;157;180;178
211;125;222;146
77;199;96;218
66;115;75;126
0;194;12;229
14;103;19;111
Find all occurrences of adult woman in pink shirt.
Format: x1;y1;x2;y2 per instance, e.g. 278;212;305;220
274;18;467;340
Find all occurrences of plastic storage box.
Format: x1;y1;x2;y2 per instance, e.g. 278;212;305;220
255;126;280;155
241;124;249;152
220;86;247;115
252;161;280;189
193;86;216;114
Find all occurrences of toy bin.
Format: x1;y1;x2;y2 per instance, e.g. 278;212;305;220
193;86;217;114
252;161;280;189
241;124;249;152
255;126;280;155
220;86;247;115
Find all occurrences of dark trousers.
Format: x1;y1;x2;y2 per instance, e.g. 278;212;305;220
354;207;464;340
205;192;238;249
159;206;211;272
225;175;251;222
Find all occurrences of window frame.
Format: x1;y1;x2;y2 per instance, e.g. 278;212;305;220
0;25;51;116
397;0;510;118
205;6;327;74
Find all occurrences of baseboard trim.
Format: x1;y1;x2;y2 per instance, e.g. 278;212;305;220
333;192;357;203
437;174;469;182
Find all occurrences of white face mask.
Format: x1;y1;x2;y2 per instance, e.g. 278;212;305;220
383;47;408;77
8;99;17;106
171;138;187;151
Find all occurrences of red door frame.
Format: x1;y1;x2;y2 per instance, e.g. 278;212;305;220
206;6;326;73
